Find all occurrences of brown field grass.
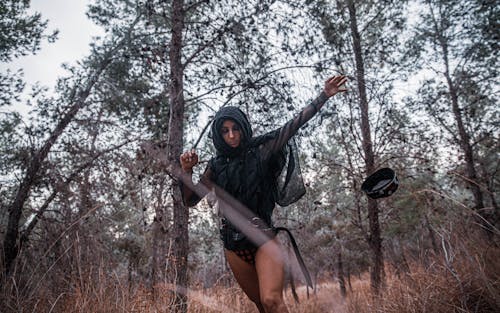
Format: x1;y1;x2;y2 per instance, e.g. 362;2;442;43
346;236;500;313
1;233;498;312
0;274;347;312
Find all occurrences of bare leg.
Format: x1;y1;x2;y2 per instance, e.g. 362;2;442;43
255;239;289;313
225;249;266;313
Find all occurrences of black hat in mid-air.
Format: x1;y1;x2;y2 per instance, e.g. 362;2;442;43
361;168;398;199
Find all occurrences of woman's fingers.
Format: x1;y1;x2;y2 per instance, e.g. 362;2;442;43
337;76;348;91
324;75;348;97
180;151;192;163
332;75;346;85
180;150;198;167
327;76;337;84
326;75;347;87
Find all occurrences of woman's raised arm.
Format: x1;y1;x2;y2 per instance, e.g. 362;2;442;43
263;75;347;156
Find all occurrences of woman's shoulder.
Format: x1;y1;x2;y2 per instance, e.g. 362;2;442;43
250;129;281;147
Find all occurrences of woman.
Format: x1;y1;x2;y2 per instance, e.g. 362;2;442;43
180;75;347;313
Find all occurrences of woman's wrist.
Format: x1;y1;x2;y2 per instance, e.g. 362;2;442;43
319;90;330;100
312;91;330;112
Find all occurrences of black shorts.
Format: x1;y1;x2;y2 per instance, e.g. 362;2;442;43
220;218;276;264
233;246;259;265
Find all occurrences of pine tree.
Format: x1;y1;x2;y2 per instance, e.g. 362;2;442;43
297;0;410;293
405;0;499;231
1;13;137;280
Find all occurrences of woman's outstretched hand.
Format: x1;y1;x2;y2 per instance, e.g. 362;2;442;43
324;75;348;97
180;149;199;173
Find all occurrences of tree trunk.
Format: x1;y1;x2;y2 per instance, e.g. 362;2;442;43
2;61;109;279
430;2;491;231
337;250;347;298
443;54;484;211
425;214;439;255
347;0;384;294
168;0;188;312
151;176;169;294
347;266;352;292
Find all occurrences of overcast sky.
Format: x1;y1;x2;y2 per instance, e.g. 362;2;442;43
1;0;427;117
1;0;104;113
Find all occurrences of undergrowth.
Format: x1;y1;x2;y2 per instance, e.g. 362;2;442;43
1;230;498;312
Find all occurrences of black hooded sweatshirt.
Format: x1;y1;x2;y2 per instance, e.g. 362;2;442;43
181;91;330;244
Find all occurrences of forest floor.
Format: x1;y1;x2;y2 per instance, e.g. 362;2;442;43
4;229;497;313
289;282;348;313
187;281;349;313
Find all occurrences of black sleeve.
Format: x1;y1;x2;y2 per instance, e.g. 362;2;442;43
179;163;214;207
260;91;330;160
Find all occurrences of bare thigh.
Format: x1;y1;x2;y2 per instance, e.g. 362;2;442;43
225;249;263;309
255;239;288;312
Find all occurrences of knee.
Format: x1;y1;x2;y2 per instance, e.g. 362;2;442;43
249;296;262;307
251;299;265;312
244;293;263;309
260;292;284;312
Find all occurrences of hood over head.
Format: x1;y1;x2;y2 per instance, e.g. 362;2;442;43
211;106;253;157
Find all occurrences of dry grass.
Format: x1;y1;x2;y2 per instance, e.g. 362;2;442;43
1;231;497;312
0;272;348;312
346;236;500;313
2;241;497;313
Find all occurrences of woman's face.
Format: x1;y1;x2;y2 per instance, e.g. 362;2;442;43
221;119;241;148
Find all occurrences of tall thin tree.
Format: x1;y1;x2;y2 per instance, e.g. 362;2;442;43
406;0;499;231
